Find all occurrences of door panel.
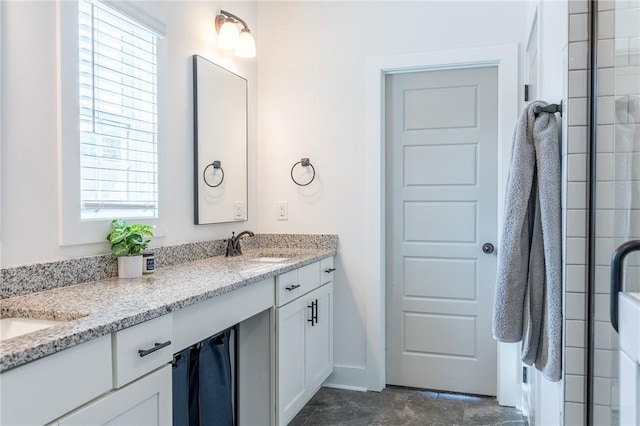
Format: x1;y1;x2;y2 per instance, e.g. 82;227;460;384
404;202;477;242
405;86;477;129
404;257;477;300
386;66;498;395
404;313;477;357
404;144;478;186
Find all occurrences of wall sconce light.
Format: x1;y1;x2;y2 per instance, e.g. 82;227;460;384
215;10;256;58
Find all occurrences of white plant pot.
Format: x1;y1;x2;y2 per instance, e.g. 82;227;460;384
117;255;143;279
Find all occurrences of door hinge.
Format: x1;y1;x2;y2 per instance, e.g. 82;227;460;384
524;84;530;102
522;366;528;384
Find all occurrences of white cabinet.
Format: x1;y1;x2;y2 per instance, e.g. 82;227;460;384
276;258;334;426
1;256;335;426
53;315;173;426
57;365;171;426
0;334;112;426
305;284;333;387
1;318;172;426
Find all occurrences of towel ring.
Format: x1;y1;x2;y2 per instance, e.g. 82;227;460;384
203;161;224;188
291;158;315;186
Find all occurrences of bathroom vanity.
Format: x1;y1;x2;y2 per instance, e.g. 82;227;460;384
0;247;336;426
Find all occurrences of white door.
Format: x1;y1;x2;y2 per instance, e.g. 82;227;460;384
385;66;498;395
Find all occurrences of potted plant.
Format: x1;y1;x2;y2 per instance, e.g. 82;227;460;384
106;218;154;278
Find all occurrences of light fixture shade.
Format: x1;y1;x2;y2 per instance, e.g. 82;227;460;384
235;28;256;58
218;20;239;49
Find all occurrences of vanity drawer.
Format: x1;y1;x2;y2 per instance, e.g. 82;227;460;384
320;257;335;284
113;314;173;388
276;262;320;306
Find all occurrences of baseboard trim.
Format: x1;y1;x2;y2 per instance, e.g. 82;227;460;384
323;364;368;390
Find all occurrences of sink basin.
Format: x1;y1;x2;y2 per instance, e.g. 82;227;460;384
240;263;278;273
0;317;66;341
250;257;289;263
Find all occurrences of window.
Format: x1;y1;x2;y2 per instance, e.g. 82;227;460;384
78;0;158;220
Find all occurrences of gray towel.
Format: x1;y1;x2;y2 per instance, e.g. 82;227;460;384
492;101;563;382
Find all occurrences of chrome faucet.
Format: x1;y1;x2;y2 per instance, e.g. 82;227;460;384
225;230;255;257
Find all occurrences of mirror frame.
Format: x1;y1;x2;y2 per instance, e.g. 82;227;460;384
193;55;248;224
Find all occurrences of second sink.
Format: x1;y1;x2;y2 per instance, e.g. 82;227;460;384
250;257;289;263
0;317;66;341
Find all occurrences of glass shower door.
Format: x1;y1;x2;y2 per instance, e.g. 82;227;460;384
590;1;640;424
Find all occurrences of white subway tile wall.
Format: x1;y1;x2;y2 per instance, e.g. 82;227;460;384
565;3;590;422
568;0;640;423
566;347;587;375
569;41;590;70
565;401;586;425
566;374;586;403
570;13;590;42
570;0;589;15
566;320;587;347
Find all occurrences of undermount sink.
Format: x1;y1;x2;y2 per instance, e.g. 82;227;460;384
250;257;289;263
0;317;66;341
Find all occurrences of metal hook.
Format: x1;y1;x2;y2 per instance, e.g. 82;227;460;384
533;101;563;116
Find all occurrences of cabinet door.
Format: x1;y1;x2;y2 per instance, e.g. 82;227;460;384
305;283;333;389
59;365;171;426
276;296;309;425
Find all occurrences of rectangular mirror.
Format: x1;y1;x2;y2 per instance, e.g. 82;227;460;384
193;55;248;224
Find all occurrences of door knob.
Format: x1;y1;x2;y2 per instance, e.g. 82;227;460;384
482;243;495;254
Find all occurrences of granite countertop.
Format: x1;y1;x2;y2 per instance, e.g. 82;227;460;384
0;248;335;372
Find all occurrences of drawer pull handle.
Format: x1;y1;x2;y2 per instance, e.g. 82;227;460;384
307;300;318;326
313;299;318;324
138;340;171;357
285;284;301;291
325;268;336;273
307;303;315;326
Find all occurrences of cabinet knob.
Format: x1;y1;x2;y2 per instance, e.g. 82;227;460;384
324;268;336;273
285;284;301;291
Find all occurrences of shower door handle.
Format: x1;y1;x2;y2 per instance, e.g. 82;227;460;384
610;240;640;332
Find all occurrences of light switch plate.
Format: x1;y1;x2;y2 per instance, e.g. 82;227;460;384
234;202;245;220
277;201;288;221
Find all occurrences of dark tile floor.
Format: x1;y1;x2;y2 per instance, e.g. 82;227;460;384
290;386;527;426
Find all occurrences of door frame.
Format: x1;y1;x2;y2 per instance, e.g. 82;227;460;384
364;44;521;406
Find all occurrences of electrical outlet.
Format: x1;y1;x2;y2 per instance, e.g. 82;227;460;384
234;202;245;220
277;201;288;221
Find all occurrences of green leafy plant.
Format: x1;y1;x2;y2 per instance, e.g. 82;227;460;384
106;219;154;257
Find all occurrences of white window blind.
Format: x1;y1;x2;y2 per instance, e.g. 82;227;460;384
79;0;158;220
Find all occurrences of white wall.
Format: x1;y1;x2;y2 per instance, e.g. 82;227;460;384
0;1;258;267
256;1;528;390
